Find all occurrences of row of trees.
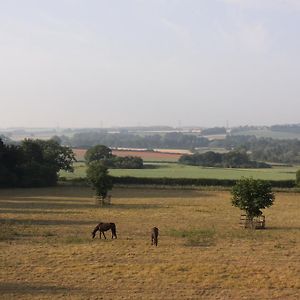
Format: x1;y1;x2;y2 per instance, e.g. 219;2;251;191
179;150;270;168
59;132;210;149
212;135;300;164
0;138;75;187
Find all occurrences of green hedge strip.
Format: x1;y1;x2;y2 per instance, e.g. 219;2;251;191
111;176;295;188
63;176;295;188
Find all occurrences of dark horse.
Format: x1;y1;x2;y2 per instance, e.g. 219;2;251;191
92;222;117;239
151;227;159;246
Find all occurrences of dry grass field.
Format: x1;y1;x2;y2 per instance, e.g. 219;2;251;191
0;187;299;299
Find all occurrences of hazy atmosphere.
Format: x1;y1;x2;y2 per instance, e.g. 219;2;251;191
1;0;300;128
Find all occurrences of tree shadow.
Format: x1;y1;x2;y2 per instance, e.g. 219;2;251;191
143;164;165;169
0;200;94;210
111;203;163;210
267;226;300;231
0;282;78;295
114;189;216;199
0;218;97;226
0;209;83;215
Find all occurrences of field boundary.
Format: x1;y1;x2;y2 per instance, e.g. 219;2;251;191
58;176;296;189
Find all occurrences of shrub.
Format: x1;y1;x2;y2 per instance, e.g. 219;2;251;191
231;177;275;220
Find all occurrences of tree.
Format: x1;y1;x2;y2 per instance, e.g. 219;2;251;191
231;177;275;223
0;138;75;188
86;161;113;199
296;169;300;186
35;139;75;173
19;139;75;187
0;139;23;187
84;145;112;164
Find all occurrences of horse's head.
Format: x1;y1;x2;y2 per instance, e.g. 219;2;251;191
91;223;101;239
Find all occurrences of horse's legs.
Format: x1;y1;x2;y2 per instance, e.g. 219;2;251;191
102;231;107;239
112;229;117;239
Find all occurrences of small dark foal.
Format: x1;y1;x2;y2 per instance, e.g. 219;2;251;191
92;222;117;239
151;227;159;246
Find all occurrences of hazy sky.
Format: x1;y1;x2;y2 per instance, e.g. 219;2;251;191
1;0;300;128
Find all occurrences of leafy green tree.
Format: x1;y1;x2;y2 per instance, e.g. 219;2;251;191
296;170;300;186
0;138;75;187
86;161;113;199
19;139;76;187
84;145;112;164
36;139;75;173
231;177;275;222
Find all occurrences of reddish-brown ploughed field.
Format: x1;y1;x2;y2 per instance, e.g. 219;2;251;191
73;148;181;161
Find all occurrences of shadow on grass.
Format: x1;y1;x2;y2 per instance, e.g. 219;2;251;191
0;282;78;295
143;164;167;169
114;189;216;199
0;218;97;226
0;200;94;210
0;209;84;215
267;226;300;231
111;203;163;210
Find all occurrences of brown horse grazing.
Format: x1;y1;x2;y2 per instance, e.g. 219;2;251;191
151;227;159;246
92;222;117;239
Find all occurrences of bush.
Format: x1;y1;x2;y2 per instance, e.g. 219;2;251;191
231;177;275;220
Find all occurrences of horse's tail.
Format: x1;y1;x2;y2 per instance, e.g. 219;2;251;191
110;223;117;238
91;224;100;239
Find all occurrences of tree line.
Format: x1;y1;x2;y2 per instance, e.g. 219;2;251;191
211;135;300;164
58;132;209;149
0;138;75;188
179;150;270;168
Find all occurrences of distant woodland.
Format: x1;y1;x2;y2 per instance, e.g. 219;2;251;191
57;132;300;164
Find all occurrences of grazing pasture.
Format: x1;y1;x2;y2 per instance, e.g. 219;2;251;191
0;187;299;299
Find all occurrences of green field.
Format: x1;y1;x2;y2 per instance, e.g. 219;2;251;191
1;186;299;299
60;162;299;181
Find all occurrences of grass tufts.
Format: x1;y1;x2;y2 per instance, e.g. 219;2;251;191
167;228;216;247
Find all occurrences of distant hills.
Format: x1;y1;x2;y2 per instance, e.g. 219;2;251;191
1;123;300;141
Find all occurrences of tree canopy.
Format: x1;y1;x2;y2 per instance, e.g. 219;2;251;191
179;150;270;168
84;145;112;164
0;138;75;187
231;177;275;219
86;161;113;199
84;145;144;169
